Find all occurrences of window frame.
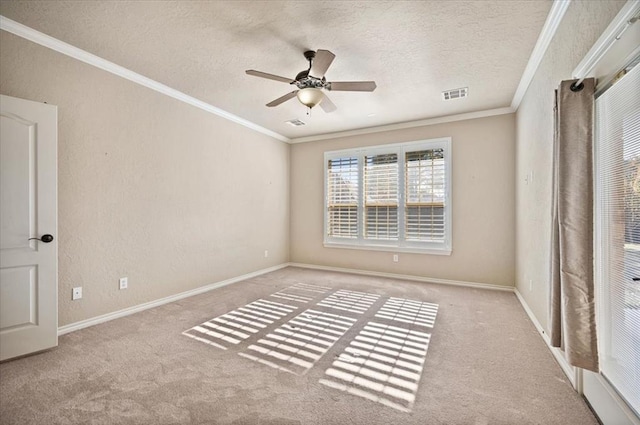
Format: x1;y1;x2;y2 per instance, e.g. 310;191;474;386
323;137;452;255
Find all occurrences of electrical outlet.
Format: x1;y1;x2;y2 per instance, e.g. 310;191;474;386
264;250;269;258
72;287;82;300
529;279;533;291
119;277;128;290
393;254;399;263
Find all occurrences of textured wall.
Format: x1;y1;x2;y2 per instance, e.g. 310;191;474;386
290;113;516;287
515;0;626;332
0;32;290;326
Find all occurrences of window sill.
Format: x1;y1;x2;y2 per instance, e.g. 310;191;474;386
323;242;452;256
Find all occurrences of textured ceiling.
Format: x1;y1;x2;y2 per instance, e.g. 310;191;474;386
0;1;552;139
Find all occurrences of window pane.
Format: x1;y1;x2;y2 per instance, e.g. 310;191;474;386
327;157;359;238
406;149;446;241
365;153;398;240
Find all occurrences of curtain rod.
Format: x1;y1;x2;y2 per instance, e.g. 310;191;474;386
571;13;639;92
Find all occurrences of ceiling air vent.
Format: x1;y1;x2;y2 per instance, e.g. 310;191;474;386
286;119;306;127
442;87;468;101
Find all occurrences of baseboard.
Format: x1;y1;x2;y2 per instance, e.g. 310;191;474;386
57;263;289;336
288;262;514;292
513;287;578;389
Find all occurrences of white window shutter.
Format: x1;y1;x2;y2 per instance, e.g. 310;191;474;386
405;149;446;242
364;153;399;240
327;157;359;238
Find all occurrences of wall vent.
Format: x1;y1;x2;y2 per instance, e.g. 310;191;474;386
442;87;468;101
286;119;306;127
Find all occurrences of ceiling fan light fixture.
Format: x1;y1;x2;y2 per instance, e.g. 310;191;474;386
247;49;376;112
296;88;324;108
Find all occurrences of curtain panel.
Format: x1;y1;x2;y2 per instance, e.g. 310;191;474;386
550;78;599;372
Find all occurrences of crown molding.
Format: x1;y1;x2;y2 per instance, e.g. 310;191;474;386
0;15;291;143
510;0;572;110
1;8;563;146
289;107;515;144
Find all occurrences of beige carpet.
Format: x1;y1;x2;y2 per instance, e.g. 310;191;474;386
0;267;598;424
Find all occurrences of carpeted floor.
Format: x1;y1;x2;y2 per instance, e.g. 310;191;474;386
0;267;598;424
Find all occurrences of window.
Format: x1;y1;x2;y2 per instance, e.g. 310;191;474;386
324;138;451;254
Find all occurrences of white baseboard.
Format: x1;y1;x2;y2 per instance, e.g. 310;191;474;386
288;262;514;292
513;287;578;389
57;263;289;336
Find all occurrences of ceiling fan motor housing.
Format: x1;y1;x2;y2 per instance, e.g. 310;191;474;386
294;75;327;89
294;50;329;90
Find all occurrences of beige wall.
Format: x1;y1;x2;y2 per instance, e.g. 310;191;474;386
291;113;516;287
515;0;626;331
0;32;290;326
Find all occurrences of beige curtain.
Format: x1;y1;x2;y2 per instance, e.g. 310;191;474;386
550;78;599;372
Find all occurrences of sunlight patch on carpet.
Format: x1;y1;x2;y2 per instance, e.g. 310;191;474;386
375;297;438;328
238;309;356;375
320;319;436;413
270;282;333;303
316;289;380;314
182;299;298;350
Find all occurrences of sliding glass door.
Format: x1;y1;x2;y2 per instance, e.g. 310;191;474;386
593;60;640;420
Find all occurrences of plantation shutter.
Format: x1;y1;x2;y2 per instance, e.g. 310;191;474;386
405;149;446;241
364;153;399;240
327;157;359;238
324;138;451;253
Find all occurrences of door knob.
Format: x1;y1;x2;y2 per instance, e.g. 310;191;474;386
29;234;54;243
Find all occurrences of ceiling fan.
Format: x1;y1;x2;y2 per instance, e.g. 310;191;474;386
246;49;377;113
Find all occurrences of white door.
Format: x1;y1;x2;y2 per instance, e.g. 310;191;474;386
0;94;58;361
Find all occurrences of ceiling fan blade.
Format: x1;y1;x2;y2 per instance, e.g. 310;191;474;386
310;49;335;78
266;90;299;107
246;69;294;84
328;81;377;92
319;94;337;113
